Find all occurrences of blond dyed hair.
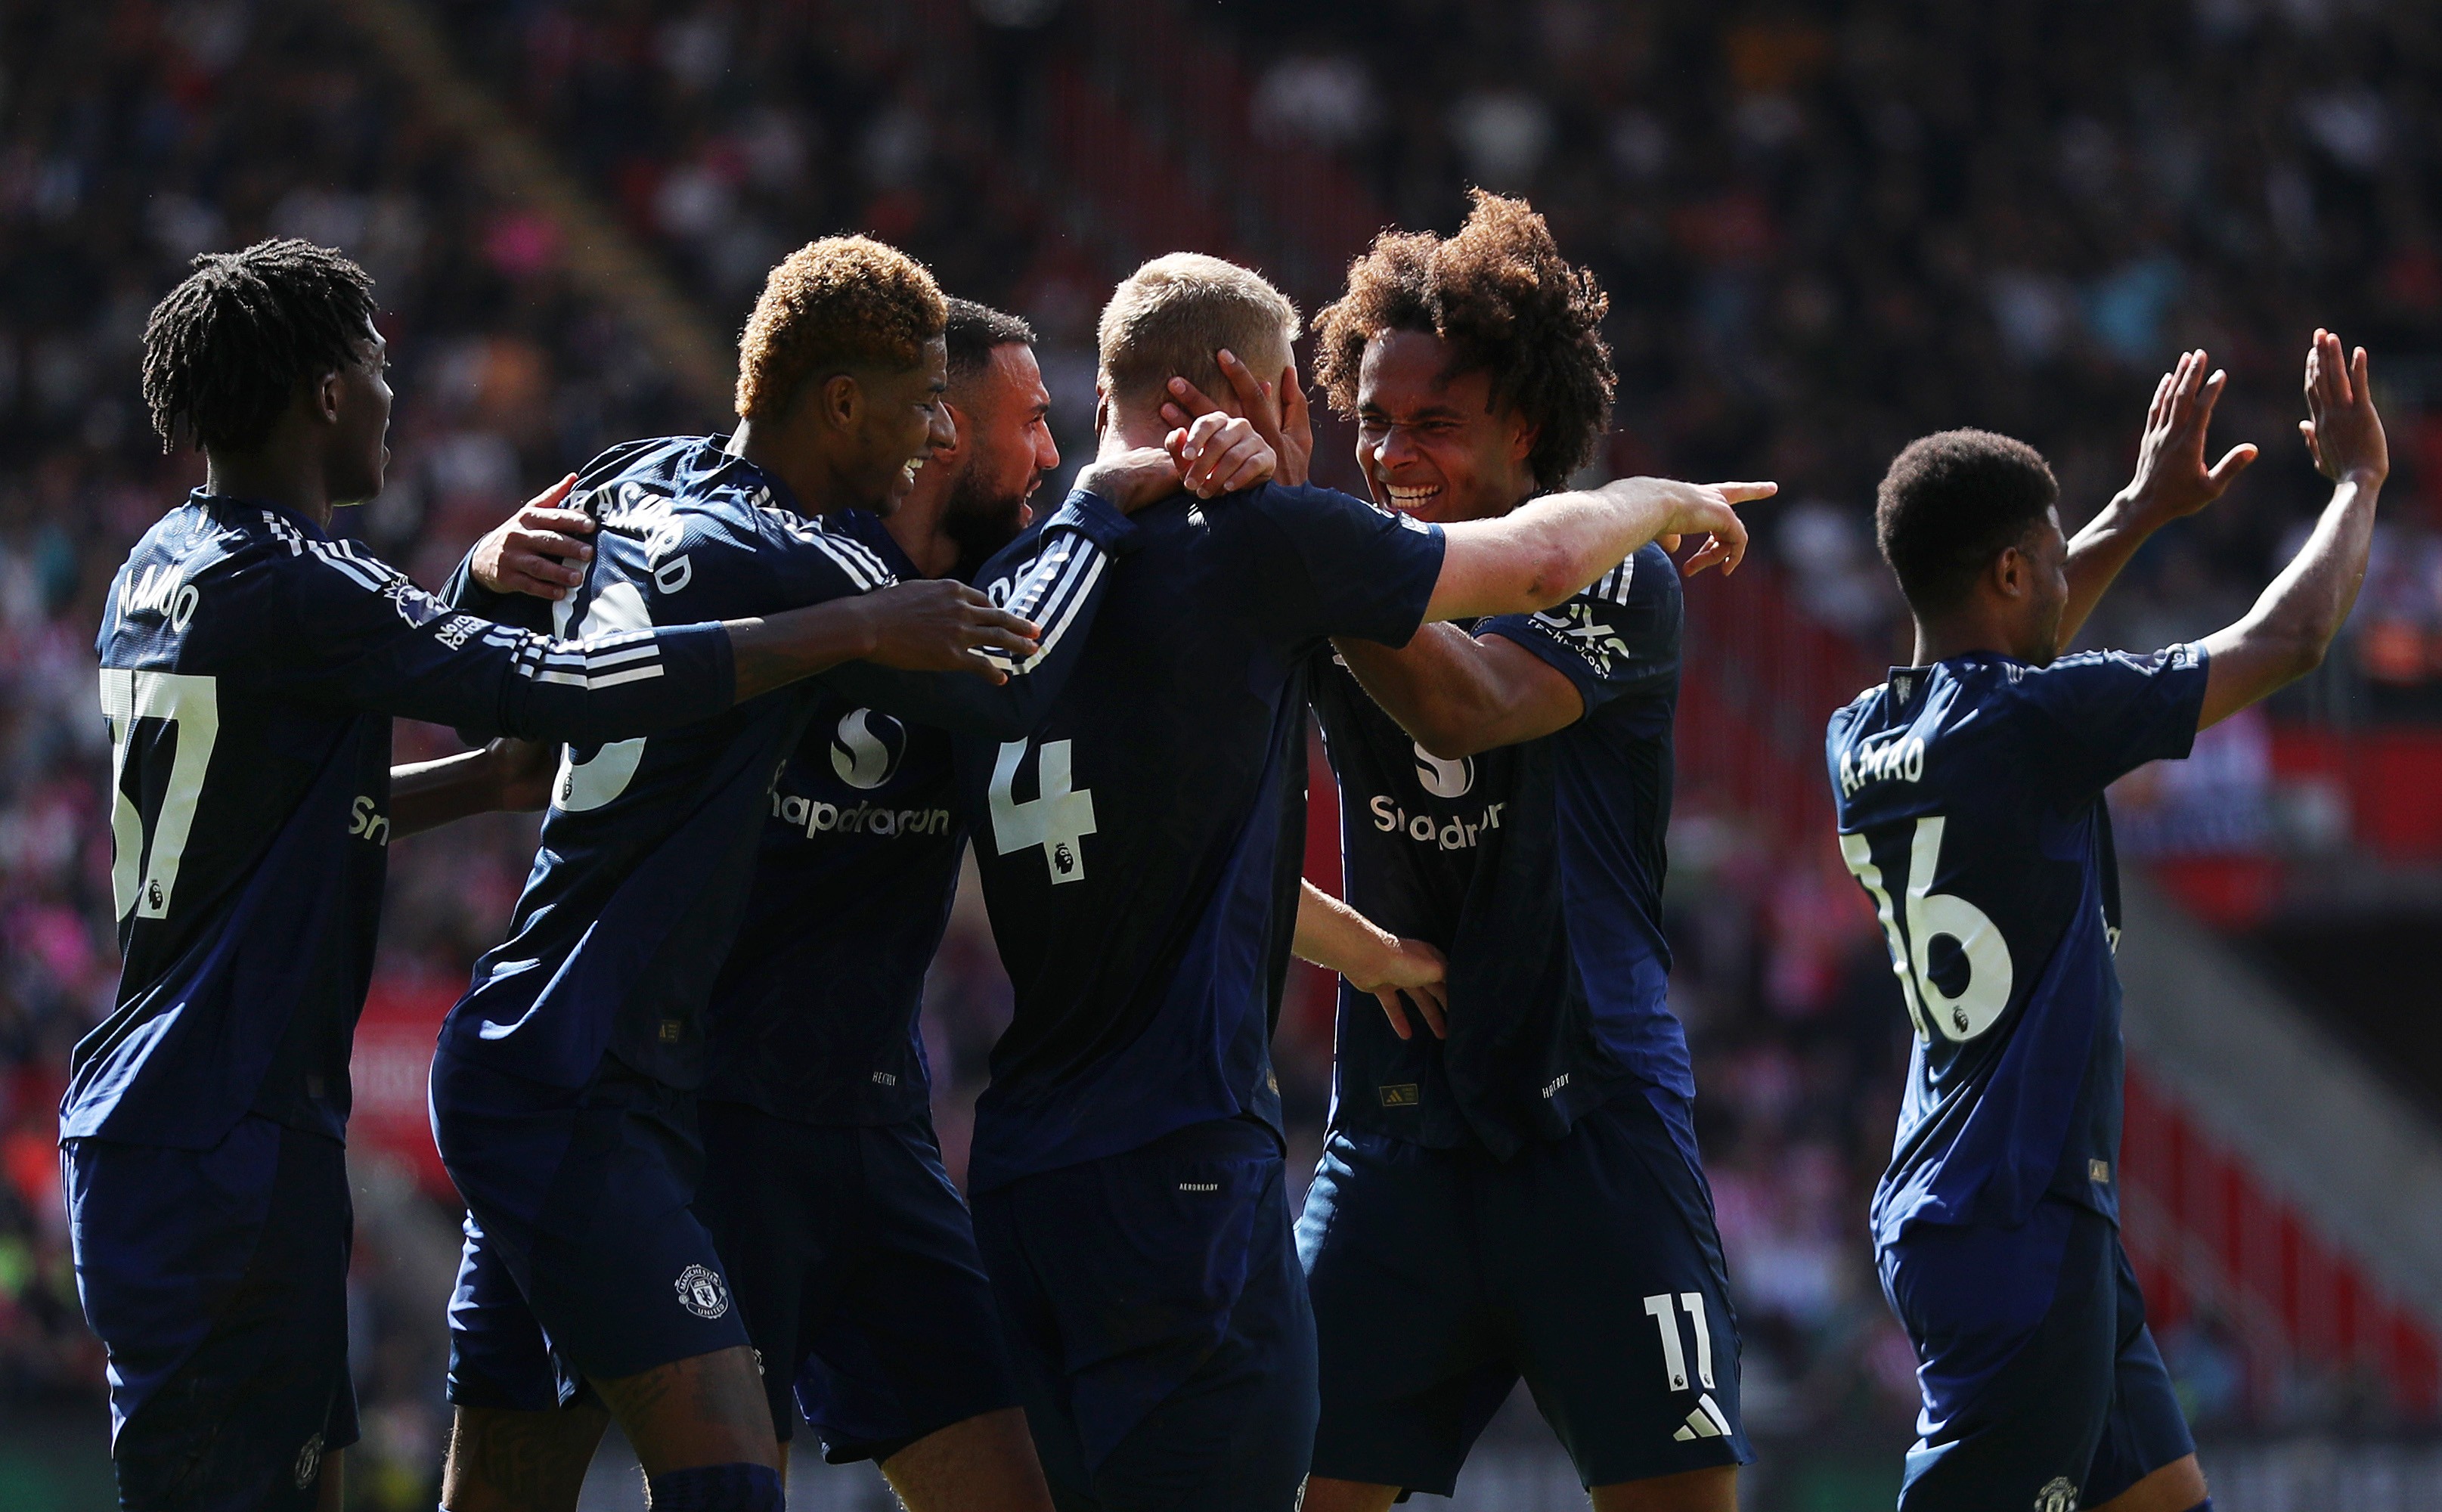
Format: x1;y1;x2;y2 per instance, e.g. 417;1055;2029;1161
1097;253;1300;407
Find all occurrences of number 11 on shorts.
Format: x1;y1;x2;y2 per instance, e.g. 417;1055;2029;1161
1642;1291;1714;1391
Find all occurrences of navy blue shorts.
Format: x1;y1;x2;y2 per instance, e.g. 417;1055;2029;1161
1297;1087;1750;1497
431;1049;751;1406
64;1115;358;1510
1880;1197;2195;1510
690;1102;1020;1461
970;1117;1317;1512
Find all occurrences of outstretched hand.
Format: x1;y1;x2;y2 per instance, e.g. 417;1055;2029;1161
1347;934;1450;1042
2127;349;2258;522
2300;328;2388;486
1160;349;1315;488
1621;478;1772;576
473;474;594;600
854;579;1041;683
1166;411;1278;497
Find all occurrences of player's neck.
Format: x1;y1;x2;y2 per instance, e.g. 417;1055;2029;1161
1097;400;1196;456
883;476;957;578
203;445;334;531
730;417;857;518
1913;614;2033;668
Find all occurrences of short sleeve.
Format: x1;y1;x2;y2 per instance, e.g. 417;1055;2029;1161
1479;544;1679;719
2011;643;2211;795
1243;484;1446;647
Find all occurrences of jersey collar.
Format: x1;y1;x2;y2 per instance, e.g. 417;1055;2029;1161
192;489;334;541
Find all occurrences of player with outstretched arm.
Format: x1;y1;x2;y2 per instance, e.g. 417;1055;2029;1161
428;240;1264;1512
1170;191;1756;1512
1827;333;2381;1512
71;240;1037;1512
953;251;1759;1512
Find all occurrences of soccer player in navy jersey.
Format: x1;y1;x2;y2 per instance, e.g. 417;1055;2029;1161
428;242;1266;1512
457;296;1262;1512
1828;333;2383;1512
954;251;1760;1512
1164;192;1753;1512
75;240;1036;1512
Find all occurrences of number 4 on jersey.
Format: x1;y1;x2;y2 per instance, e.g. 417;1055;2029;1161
1839;815;2014;1043
990;738;1096;884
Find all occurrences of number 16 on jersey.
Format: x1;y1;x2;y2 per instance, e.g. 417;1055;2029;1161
1839;816;2014;1044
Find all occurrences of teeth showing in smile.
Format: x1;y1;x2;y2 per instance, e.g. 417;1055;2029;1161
1387;485;1441;507
901;457;926;484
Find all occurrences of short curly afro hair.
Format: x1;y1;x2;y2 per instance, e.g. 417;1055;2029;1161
1875;429;2059;615
1312;191;1614;493
736;235;947;420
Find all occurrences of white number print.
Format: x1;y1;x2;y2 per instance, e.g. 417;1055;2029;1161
550;580;649;810
1839;815;2015;1044
988;738;1096;885
100;668;221;922
1644;1291;1736;1442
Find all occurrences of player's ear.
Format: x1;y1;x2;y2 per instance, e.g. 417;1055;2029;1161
1092;382;1110;444
313;367;346;425
1508;414;1540;466
816;371;862;435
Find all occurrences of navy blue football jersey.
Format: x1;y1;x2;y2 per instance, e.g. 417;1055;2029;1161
953;482;1447;1192
71;492;737;1150
702;512;960;1125
1313;542;1686;1158
439;438;1129;1092
1826;646;2208;1246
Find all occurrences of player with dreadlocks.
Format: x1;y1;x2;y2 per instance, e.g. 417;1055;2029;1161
1170;191;1756;1510
76;239;1033;1512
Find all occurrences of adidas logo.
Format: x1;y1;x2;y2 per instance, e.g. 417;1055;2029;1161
1672;1394;1734;1442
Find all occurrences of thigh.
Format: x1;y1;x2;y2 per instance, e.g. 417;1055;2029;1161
796;1120;1023;1465
436;1053;752;1383
2081;1239;2197;1507
971;1182;1100;1512
1089;1150;1316;1512
1298;1128;1509;1499
692;1100;836;1441
1885;1201;2118;1512
80;1123;358;1512
446;1208;569;1412
1496;1092;1752;1489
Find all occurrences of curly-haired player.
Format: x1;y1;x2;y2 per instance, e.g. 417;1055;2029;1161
1174;191;1759;1510
423;236;1247;1512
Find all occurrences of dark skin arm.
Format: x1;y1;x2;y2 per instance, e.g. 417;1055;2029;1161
2198;330;2387;729
2056;349;2260;648
389;737;556;839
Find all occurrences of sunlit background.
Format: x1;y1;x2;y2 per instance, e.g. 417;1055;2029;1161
6;2;2442;1506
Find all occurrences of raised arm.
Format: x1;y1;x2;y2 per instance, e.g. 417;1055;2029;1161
1423;477;1765;623
2056;349;2261;647
1334;629;1580;759
2196;330;2387;730
1293;880;1449;1041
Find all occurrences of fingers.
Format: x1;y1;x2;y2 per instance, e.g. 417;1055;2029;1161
1372;988;1414;1042
2299;419;2323;471
1409;981;1449;1040
1164;374;1226;421
2192;367;2229;429
1215;348;1271;417
1713;481;1779;504
522;473;581;514
2203;442;2259;490
519;507;597;540
949;651;1013;685
2354;344;2374;411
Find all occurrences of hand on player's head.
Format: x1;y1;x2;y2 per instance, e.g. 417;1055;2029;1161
1660;479;1771;577
2127;349;2258;520
1159;349;1314;488
854;578;1040;683
473;474;593;600
2300;328;2388;487
1166;412;1278;498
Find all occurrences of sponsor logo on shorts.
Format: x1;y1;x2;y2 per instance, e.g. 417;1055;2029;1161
674;1263;731;1320
293;1433;324;1489
1378;1083;1421;1108
2034;1477;2078;1512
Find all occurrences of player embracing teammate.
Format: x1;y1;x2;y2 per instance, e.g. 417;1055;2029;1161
1829;334;2385;1511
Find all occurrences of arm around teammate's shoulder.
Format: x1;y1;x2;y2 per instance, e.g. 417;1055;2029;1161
1423;476;1768;623
2198;330;2386;731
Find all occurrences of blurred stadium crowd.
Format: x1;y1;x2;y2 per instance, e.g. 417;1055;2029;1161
4;0;2436;1501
